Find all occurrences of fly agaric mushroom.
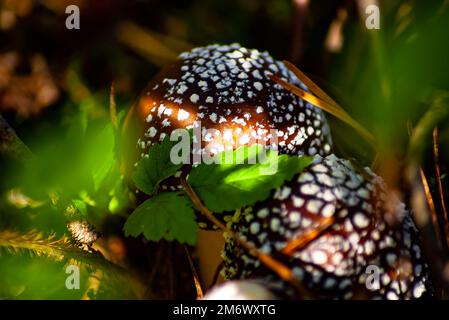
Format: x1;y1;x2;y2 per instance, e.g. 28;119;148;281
121;43;333;228
221;154;433;299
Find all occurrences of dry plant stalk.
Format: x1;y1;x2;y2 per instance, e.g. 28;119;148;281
209;262;224;290
433;127;449;248
184;245;204;299
281;217;335;255
419;169;442;242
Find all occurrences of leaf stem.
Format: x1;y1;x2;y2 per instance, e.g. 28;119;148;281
181;178;314;298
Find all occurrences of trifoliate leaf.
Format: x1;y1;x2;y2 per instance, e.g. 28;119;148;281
188;145;313;212
132;136;185;196
124;193;198;245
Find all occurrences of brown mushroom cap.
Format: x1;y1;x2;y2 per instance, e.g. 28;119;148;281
222;154;433;300
121;43;335;230
122;44;333;183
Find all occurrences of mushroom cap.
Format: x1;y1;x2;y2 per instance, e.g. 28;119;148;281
123;43;333;185
221;154;433;299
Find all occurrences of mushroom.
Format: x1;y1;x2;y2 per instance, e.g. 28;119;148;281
221;154;433;299
122;43;333;228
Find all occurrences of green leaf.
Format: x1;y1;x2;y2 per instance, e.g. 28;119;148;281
124;193;198;245
132;135;185;196
188;146;313;213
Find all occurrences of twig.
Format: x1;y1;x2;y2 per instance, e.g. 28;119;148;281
419;168;442;244
184;245;204;299
281;217;334;255
433;127;449;248
181;178;314;299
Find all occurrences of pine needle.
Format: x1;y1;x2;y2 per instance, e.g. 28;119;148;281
281;217;335;255
433;127;449;247
0;230;128;276
110;82;118;130
209;262;224;290
269;62;377;150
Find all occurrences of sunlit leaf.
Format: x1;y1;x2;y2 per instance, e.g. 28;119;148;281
188;145;313;213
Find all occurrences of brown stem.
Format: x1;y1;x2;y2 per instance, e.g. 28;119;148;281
408;166;449;299
109;82;118;130
269;73;377;150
